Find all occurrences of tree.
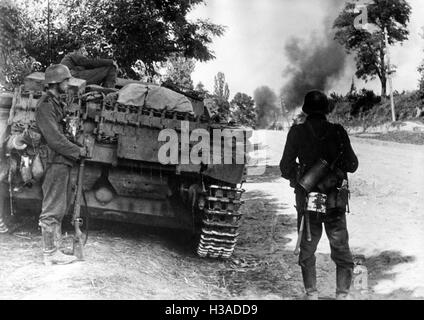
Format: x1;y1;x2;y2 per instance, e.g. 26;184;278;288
162;53;195;89
12;0;100;70
334;0;411;97
214;72;230;100
254;86;280;129
418;31;424;102
195;81;208;95
419;68;424;94
1;0;225;85
90;0;226;78
0;0;41;89
230;93;256;128
212;72;231;121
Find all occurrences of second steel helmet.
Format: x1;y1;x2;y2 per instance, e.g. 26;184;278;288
302;90;329;115
44;64;72;84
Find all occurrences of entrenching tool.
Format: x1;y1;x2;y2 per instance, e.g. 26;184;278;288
294;214;304;256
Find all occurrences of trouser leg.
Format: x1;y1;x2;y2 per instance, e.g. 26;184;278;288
74;66;117;88
39;164;71;232
0;182;10;233
324;212;354;297
103;66;117;88
39;164;77;265
298;212;323;295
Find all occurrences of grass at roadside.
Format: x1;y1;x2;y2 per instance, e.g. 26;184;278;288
354;131;424;145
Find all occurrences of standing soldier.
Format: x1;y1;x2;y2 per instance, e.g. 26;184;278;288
280;90;359;300
35;64;87;265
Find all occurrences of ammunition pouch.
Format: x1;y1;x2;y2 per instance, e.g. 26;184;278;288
297;158;350;214
317;167;345;193
306;192;327;214
303;187;348;215
326;187;349;212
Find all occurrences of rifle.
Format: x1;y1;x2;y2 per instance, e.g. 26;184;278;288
72;157;85;260
71;135;94;260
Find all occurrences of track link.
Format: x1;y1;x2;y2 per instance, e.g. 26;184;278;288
197;185;245;259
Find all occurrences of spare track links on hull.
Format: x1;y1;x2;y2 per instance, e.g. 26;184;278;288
197;185;245;259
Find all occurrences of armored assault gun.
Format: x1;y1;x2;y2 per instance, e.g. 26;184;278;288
0;73;248;259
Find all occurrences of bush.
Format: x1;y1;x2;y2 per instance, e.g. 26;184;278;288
328;100;352;126
328;89;380;126
348;89;381;116
380;91;421;121
328;88;421;128
331;92;421;128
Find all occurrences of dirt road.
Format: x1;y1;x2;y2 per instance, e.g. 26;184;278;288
0;131;423;300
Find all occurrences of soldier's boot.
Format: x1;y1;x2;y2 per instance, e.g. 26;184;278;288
53;224;63;249
53;224;74;255
336;266;353;300
42;227;77;266
1;189;11;234
302;266;318;300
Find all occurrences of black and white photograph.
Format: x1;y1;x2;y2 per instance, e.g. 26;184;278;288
0;0;423;303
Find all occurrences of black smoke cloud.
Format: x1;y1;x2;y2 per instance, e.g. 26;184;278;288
281;0;348;110
254;86;280;129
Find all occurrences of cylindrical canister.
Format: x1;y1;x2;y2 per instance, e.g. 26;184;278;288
307;192;327;214
298;159;330;193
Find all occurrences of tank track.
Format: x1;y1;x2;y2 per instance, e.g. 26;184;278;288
197;185;245;259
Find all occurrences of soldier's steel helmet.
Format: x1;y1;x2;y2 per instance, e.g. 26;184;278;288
302;90;329;115
44;64;72;84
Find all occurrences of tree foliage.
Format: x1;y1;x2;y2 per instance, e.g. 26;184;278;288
329;88;419;127
195;81;208;95
418;65;424;101
213;72;230;101
162;53;196;90
0;0;41;89
211;72;231;121
418;32;424;102
0;0;225;87
334;0;411;96
90;0;225;78
230;93;256;128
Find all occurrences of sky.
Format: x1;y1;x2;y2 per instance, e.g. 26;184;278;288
188;0;424;100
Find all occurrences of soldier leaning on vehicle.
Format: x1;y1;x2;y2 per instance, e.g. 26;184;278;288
35;64;88;266
280;90;359;300
60;44;118;88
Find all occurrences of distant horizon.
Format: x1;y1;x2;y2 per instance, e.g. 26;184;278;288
189;0;424;100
